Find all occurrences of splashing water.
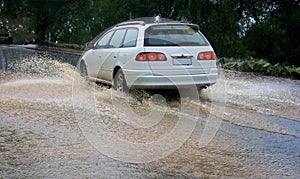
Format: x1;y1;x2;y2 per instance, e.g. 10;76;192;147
0;49;299;178
224;70;300;122
7;53;75;80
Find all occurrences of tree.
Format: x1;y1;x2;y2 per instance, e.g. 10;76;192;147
1;0;299;66
241;0;300;66
275;0;300;66
22;0;88;44
244;23;284;64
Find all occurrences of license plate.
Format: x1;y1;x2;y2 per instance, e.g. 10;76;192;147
173;58;192;65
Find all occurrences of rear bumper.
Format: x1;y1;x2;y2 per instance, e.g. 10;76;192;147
124;69;218;89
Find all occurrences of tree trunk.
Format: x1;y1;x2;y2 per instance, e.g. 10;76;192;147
35;21;48;44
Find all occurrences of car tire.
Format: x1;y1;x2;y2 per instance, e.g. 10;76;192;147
114;69;129;94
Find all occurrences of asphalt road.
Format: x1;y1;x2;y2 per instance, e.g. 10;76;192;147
0;45;299;178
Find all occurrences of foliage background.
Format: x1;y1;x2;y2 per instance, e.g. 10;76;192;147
1;0;299;67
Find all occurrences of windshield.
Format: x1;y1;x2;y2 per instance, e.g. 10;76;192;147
144;25;209;46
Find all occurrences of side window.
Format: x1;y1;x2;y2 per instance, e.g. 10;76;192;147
96;31;114;49
122;29;138;47
108;29;127;48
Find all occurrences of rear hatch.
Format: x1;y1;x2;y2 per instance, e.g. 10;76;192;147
142;24;217;76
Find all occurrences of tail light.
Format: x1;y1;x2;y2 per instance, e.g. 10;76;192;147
136;52;167;61
198;51;217;60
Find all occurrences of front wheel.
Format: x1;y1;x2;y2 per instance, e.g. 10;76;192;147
113;69;129;94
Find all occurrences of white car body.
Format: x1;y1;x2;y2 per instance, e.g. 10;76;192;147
80;18;218;90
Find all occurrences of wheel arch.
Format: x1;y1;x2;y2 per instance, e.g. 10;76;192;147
79;59;88;76
80;59;86;66
113;66;122;79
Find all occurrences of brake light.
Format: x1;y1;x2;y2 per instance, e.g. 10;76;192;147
148;53;157;61
136;52;167;61
136;53;147;61
198;51;217;60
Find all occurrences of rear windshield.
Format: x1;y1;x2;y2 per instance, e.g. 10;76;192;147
144;25;209;46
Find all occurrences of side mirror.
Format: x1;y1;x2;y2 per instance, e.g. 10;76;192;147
86;42;95;49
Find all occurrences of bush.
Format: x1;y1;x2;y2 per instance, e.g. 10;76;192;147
47;42;85;50
218;57;300;79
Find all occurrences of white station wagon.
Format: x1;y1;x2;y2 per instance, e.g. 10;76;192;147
79;17;218;92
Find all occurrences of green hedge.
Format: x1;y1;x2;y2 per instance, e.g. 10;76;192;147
47;42;85;50
218;57;300;79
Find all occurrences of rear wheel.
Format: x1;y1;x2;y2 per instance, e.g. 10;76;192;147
114;69;129;94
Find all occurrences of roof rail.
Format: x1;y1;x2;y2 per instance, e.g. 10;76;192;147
115;21;145;27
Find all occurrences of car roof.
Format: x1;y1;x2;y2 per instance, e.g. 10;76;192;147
88;17;200;48
114;17;200;31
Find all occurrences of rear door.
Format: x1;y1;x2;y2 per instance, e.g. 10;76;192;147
100;29;127;81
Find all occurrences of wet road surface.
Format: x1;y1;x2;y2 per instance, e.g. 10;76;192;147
0;46;299;178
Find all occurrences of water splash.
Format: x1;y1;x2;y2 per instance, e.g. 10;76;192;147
0;50;299;177
225;71;300;122
7;53;75;80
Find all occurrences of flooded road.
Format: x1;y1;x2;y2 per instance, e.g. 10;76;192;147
0;46;299;178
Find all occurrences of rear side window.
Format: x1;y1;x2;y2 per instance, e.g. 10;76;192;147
144;25;208;46
122;28;138;47
109;29;127;48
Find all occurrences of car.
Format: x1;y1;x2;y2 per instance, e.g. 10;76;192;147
79;17;218;93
